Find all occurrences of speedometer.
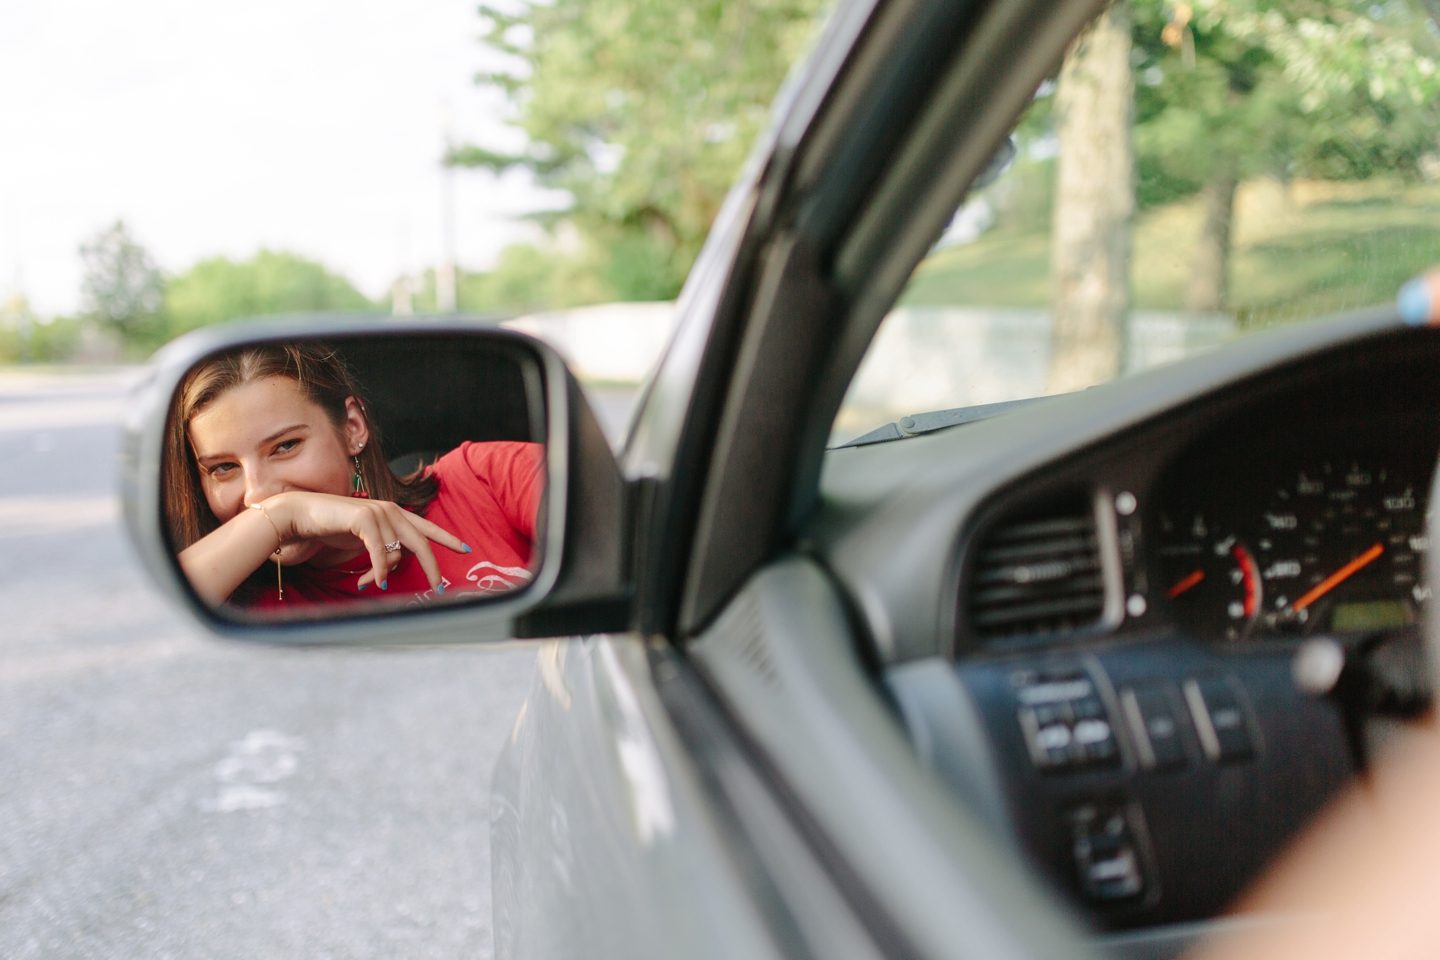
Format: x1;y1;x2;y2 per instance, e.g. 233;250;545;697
1252;461;1427;635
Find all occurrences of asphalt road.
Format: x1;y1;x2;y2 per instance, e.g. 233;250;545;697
0;369;542;959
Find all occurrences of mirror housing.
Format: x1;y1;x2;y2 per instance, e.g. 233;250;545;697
120;315;628;645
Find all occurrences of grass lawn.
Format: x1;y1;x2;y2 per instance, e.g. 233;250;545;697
899;178;1440;328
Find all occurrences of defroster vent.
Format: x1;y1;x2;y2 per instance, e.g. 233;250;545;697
968;500;1107;641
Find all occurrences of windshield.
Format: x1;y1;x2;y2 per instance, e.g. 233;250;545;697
831;0;1440;446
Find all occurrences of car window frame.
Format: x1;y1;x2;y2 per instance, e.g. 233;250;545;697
657;0;1111;638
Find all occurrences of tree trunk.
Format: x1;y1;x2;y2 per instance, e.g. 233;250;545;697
1184;160;1238;314
1047;4;1135;394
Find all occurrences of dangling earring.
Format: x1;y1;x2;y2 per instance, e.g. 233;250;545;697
352;448;369;498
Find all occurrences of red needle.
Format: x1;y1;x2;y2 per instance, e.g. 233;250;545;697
1292;542;1385;612
1168;569;1206;599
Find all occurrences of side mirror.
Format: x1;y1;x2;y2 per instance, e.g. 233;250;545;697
119;316;627;645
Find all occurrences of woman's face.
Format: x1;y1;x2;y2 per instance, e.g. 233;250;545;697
187;376;368;564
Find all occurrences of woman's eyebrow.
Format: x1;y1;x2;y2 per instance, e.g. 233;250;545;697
260;423;310;445
193;423;309;464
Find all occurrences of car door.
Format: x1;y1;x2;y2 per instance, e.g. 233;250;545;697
491;0;1112;957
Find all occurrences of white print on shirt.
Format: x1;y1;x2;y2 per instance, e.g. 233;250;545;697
466;560;534;593
408;576;454;607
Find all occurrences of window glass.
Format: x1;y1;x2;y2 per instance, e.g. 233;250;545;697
832;0;1440;446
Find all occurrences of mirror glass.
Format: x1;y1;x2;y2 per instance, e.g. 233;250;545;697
161;332;548;621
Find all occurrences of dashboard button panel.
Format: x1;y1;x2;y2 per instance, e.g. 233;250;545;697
1183;676;1256;763
1067;800;1147;901
1120;683;1190;771
1015;670;1120;771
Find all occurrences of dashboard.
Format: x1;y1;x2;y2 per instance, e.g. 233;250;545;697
815;314;1440;949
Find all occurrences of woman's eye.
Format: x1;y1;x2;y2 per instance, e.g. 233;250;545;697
209;462;238;477
274;439;301;454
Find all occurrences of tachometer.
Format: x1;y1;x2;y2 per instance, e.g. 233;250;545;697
1157;513;1262;641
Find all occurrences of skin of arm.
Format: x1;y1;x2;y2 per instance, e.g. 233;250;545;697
1188;718;1440;960
178;498;292;606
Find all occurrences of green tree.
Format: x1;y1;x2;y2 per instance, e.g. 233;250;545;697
453;0;826;302
1129;0;1440;311
79;221;165;341
164;250;373;337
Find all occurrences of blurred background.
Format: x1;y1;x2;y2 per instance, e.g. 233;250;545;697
0;0;821;364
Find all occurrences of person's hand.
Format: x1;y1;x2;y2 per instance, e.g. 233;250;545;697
263;491;469;592
1188;719;1440;960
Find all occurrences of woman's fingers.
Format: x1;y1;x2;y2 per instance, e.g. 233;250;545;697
405;512;469;554
353;511;393;591
373;512;404;587
395;518;445;592
274;493;467;595
384;504;448;590
358;504;446;593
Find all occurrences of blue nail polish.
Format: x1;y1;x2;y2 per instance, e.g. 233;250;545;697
1399;276;1432;325
358;583;367;592
462;543;472;553
437;583;445;595
381;580;388;591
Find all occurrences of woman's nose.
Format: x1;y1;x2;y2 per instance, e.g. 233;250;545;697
242;467;284;507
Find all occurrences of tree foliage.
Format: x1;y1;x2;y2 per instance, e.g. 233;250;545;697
1131;0;1440;205
164;250;373;339
454;0;826;301
79;221;165;339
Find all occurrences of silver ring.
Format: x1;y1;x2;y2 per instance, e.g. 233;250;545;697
384;540;402;553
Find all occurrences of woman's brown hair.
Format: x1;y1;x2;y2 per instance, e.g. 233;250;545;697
162;340;438;552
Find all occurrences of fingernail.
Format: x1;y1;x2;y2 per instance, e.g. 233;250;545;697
358;583;367;592
462;543;472;553
437;583;445;595
381;580;388;591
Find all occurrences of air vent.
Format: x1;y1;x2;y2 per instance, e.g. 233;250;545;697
968;501;1107;641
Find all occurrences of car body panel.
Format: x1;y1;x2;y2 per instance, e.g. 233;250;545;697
491;636;787;960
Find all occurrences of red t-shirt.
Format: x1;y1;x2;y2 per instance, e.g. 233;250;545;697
248;441;544;609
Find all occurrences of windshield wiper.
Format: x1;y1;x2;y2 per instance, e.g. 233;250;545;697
833;395;1055;449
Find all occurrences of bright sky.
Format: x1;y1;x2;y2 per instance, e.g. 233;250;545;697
0;0;561;315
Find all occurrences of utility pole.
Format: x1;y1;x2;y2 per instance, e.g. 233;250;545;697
393;220;413;316
437;103;458;314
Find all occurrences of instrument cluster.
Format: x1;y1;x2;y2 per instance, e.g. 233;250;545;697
1153;425;1433;643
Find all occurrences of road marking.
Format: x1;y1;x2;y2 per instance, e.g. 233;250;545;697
201;729;305;813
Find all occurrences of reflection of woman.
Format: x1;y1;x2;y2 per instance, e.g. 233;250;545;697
164;342;544;609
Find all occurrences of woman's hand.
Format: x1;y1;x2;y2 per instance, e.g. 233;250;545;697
177;491;468;606
263;491;468;591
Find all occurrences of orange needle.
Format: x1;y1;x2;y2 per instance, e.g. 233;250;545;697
1292;542;1385;612
1168;569;1205;599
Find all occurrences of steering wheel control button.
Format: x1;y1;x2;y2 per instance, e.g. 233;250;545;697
1119;684;1189;771
1015;671;1120;771
1182;677;1256;763
1067;802;1146;902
